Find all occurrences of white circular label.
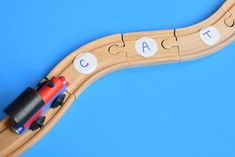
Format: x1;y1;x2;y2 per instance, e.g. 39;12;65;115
74;52;97;74
200;26;221;46
135;37;158;57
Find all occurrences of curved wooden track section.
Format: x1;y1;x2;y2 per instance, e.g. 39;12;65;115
0;0;235;156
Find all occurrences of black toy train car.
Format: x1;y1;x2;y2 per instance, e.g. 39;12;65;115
4;76;69;135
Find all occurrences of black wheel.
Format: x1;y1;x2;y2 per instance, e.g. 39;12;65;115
36;78;49;90
47;80;54;88
51;94;66;109
29;116;46;131
36;78;55;90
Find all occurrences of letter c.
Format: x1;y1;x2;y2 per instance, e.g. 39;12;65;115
80;59;89;67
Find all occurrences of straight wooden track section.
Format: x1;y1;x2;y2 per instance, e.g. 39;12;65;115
0;0;235;156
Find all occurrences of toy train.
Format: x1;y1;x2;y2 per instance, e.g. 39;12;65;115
4;76;69;135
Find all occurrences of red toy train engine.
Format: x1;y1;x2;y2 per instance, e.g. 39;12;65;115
4;76;69;135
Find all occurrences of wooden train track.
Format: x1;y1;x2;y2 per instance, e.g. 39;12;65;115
0;0;235;156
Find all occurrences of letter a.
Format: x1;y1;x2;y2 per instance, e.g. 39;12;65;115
142;42;151;53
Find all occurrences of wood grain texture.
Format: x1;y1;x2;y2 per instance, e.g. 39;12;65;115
123;30;180;66
0;0;234;156
176;1;235;61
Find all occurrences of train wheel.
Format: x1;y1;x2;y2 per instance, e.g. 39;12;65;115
36;78;55;90
29;116;46;131
36;78;49;90
47;80;54;88
51;94;66;109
